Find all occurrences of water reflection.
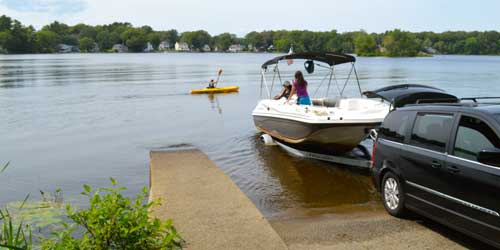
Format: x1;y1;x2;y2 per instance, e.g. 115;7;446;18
207;93;222;114
249;134;381;218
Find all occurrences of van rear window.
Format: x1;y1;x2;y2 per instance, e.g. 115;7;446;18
410;113;454;153
379;111;412;142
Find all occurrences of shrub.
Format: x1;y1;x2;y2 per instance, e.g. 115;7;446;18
41;178;182;250
0;161;33;250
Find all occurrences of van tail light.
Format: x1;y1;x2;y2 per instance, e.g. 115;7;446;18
370;142;377;169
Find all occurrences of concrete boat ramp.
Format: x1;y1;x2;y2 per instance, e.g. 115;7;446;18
149;149;288;250
149;149;483;250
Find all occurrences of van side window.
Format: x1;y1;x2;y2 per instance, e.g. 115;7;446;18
453;116;500;161
410;113;454;153
379;111;411;142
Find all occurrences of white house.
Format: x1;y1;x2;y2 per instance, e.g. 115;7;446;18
202;44;211;52
144;42;154;52
424;47;438;54
112;44;128;53
227;44;243;53
159;41;171;51
58;44;80;53
175;42;190;51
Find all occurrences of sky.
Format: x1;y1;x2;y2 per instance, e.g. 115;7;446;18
1;0;500;36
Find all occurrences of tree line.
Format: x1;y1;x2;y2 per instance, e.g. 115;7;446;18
0;15;499;56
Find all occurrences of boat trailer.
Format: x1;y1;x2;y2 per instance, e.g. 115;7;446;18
260;132;376;169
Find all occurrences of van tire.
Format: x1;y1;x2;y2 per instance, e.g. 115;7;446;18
381;172;407;217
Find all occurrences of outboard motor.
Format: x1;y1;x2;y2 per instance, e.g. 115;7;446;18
260;134;276;146
304;60;315;74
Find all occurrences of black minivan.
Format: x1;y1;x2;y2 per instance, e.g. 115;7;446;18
371;102;500;248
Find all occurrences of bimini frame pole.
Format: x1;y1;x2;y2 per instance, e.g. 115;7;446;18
276;65;283;89
325;65;334;98
260;70;264;98
340;62;355;97
352;63;363;97
270;65;278;97
261;69;271;99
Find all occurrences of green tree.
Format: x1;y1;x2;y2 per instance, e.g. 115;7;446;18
274;38;291;52
464;37;479;55
0;30;13;52
0;20;34;53
354;31;377;56
382;29;419;57
147;32;161;49
60;35;78;45
0;15;12;32
96;30;115;51
160;29;178;45
72;24;97;39
35;30;59;53
42;21;69;37
244;31;264;49
213;33;234;51
422;38;433;48
79;37;95;52
121;28;147;52
180;30;211;50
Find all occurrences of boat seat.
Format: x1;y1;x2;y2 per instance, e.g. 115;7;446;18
312;98;338;107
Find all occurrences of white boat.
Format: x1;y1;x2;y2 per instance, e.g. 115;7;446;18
252;52;457;155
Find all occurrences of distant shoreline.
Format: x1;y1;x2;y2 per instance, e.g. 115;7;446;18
4;52;500;57
1;14;500;57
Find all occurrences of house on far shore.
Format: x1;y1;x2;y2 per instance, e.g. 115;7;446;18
175;42;190;51
58;44;80;53
376;45;387;54
255;46;267;52
112;44;128;53
159;41;171;51
227;44;243;53
424;46;438;54
202;44;211;52
144;42;154;52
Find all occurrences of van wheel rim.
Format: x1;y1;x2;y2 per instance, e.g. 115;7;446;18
384;177;399;210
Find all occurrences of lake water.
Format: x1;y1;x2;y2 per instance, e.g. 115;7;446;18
1;53;500;219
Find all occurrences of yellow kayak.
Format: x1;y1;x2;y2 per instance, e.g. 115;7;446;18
190;86;239;94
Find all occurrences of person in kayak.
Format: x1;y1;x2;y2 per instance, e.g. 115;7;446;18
286;70;311;105
274;81;292;100
207;79;217;88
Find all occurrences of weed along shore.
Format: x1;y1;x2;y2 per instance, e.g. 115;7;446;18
149;149;288;250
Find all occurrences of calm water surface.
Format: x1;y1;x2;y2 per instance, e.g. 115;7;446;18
1;53;500;218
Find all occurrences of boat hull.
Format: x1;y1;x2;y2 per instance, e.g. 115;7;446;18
253;115;380;154
190;86;239;94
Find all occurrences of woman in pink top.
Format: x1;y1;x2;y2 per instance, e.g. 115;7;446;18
286;71;311;105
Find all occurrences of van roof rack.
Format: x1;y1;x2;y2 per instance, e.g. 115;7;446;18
415;98;459;104
461;97;500;103
404;101;500;108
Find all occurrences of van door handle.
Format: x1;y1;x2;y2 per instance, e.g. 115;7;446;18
447;166;461;174
431;161;442;169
